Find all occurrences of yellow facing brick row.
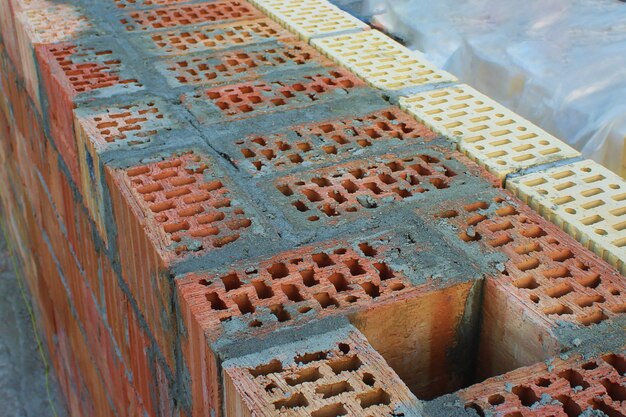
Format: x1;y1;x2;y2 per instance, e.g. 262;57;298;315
509;159;626;274
249;0;368;41
399;84;580;181
311;30;456;91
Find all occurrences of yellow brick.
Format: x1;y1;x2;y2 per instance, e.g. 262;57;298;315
399;84;580;180
509;159;626;274
249;0;368;41
311;30;456;91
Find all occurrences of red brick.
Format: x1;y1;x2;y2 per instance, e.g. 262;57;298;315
234;106;437;175
431;192;626;377
119;0;262;32
36;42;143;185
223;327;421;416
176;233;481;416
114;0;194;9
74;98;178;243
460;352;626;416
158;39;333;88
143;18;290;56
274;152;461;223
108;151;257;368
183;68;365;122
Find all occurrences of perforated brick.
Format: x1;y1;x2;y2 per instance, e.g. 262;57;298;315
16;5;92;45
311;30;456;91
250;0;369;41
509;159;626;275
114;0;192;9
76;98;174;149
434;194;626;328
177;230;482;408
142;18;289;55
15;4;93;107
234;106;437;174
179;239;412;336
120;1;262;31
274;153;460;222
37;41;143;185
460;352;626;417
41;43;143;95
157;39;331;87
75;98;177;241
184;68;365;121
399;84;580;180
117;152;254;256
223;327;421;417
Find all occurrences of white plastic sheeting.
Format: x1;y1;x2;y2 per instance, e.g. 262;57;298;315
334;0;626;176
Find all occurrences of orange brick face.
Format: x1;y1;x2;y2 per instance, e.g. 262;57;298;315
42;43;142;95
460;353;626;417
158;40;331;87
177;237;411;339
186;69;364;120
434;194;626;327
223;328;421;417
120;1;262;31
234;107;437;174
275;153;459;222
119;152;254;256
144;18;290;55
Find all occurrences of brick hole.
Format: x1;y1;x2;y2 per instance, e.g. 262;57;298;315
316;381;354;399
513;276;539;289
249;320;262;328
575;294;605;307
465;201;489;212
601;379;626;402
273;393;308;410
555;395;583;417
576;273;601;288
281;284;303;302
543;304;573;315
311;403;347;417
206;292;227;310
221;273;241;291
591;399;624;417
252;281;274;299
345;259;366;276
464;403;485;417
314;293;339;309
264;382;277;392
267;262;289;279
250;359;282;377
582;361;599;370
293;201;309;212
362;373;375;387
542;266;571;279
578;310;608;326
313;253;335;268
233;293;255;314
512;385;539;406
328;355;362;375
357;388;391;408
277;184;293;196
558;369;590;389
544;282;573;298
285;367;322;386
301;269;319;287
360;282;380;298
303;189;323;202
373;263;394;280
342;180;358;194
269;304;290;322
438;209;459;218
295;351;328;365
328;273;350;292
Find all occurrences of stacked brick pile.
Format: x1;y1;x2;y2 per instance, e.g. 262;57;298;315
1;0;626;416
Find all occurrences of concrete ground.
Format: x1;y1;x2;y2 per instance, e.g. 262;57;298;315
0;231;66;417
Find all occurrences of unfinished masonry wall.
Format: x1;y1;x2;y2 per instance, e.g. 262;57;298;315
1;0;626;416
